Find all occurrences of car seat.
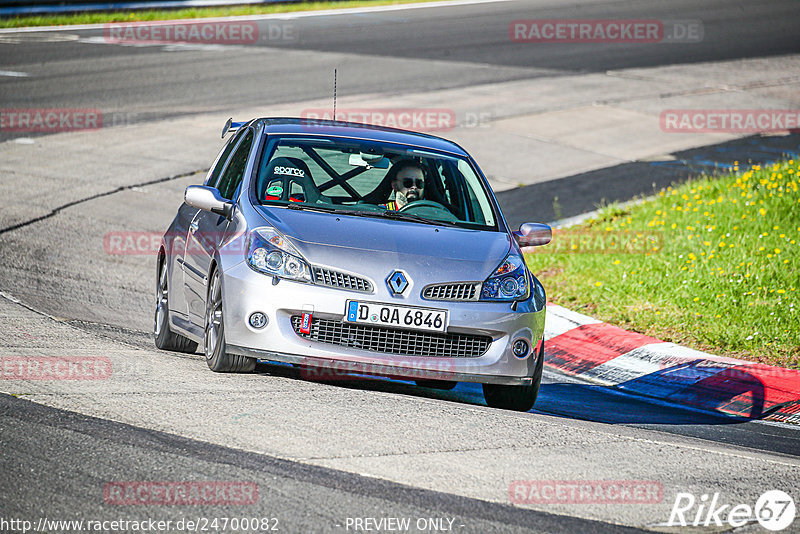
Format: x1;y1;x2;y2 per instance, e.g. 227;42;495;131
258;157;330;203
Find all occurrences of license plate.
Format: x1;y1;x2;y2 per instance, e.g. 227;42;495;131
345;301;448;333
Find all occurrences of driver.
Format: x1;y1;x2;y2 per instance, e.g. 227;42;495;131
383;160;425;211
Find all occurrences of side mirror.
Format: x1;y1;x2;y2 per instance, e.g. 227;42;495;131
185;185;233;219
513;222;551;247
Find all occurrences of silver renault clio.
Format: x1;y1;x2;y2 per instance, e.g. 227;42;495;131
155;117;552;411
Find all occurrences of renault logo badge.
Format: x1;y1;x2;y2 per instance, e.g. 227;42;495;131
387;271;409;295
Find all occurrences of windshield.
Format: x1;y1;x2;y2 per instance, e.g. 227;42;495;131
254;135;499;230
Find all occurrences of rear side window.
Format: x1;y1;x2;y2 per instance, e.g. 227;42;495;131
207;128;246;187
217;130;254;200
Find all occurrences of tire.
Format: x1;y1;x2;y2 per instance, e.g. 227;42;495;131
204;268;256;373
154;256;198;354
482;340;545;411
415;380;458;390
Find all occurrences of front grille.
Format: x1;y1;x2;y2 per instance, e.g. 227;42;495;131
313;267;373;293
422;282;481;301
291;316;491;358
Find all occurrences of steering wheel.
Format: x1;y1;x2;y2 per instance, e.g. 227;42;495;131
398;200;459;222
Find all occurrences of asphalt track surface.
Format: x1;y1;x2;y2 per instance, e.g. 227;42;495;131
0;394;639;534
1;0;800;531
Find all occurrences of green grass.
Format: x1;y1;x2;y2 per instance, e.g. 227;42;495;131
526;159;800;369
0;0;434;28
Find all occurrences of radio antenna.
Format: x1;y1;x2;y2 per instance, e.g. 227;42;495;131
332;68;337;121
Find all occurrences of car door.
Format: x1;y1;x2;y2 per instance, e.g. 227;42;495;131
171;129;246;325
183;128;255;326
169;129;246;329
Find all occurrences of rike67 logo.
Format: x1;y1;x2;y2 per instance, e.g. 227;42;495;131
667;490;795;531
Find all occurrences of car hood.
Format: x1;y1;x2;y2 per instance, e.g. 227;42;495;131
255;206;511;285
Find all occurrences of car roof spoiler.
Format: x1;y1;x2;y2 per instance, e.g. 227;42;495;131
221;118;246;138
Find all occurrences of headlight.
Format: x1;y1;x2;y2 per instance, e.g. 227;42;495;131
481;253;530;301
247;227;312;283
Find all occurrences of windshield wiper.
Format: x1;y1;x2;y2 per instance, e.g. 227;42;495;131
282;203;352;215
280;203;388;218
377;210;461;227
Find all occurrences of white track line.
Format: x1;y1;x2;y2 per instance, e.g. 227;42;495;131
0;70;29;77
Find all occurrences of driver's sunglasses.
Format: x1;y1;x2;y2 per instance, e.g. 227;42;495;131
401;178;425;189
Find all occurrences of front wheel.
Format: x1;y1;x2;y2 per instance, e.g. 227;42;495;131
154;257;198;353
482;340;544;411
204;268;255;373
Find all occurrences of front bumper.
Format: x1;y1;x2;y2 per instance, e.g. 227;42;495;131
222;261;546;385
